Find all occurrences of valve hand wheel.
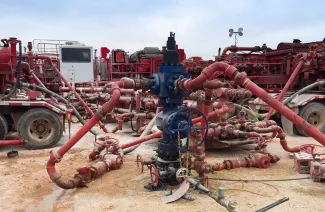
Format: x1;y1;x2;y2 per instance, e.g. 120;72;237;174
148;164;159;187
95;136;119;148
169;107;209;152
300;144;325;156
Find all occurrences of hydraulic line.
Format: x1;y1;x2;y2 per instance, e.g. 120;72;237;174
234;104;258;121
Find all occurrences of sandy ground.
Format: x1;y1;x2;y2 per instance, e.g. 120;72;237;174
0;122;325;212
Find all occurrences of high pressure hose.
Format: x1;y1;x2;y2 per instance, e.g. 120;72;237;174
234;104;259;121
282;80;325;105
123;114;158;155
2;41;22;100
21;82;98;136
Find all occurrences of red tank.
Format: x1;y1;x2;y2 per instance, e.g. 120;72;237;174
0;46;12;74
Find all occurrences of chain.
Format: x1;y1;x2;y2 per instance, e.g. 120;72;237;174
177;120;191;176
177;122;182;170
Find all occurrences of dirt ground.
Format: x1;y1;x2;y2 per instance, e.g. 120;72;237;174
0;122;325;212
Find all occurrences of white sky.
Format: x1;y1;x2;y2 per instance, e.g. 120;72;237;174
1;0;325;60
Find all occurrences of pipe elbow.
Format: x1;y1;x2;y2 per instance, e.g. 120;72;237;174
280;139;300;153
89;151;99;161
46;153;79;189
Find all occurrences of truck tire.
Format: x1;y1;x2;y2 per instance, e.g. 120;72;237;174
295;102;325;136
0;114;8;140
18;108;63;149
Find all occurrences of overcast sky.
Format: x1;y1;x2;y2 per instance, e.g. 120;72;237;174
1;0;325;60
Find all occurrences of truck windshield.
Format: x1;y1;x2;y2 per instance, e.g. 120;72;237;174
61;48;91;63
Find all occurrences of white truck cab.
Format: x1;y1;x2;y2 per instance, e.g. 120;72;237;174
59;42;94;83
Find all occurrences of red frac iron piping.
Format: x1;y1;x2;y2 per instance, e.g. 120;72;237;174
27;55;108;133
178;62;325;147
119;103;236;151
265;53;307;120
46;83;122;189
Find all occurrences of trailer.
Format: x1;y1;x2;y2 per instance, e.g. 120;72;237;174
0;37;66;150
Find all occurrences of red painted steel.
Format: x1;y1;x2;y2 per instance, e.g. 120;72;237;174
265;53;307;119
180;61;325;147
0;138;24;146
47;83;121;189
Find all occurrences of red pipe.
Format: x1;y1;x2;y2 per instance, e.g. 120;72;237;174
30;55;108;133
74;81;111;86
221;46;261;56
121;131;162;149
212;153;280;171
46;83;121;189
243;120;299;151
118;97;132;104
265;53;307;120
115;108;131;114
0;138;24;146
51;62;108;133
181;62;325;147
192;102;235;123
233;71;325;146
136;92;141;112
59;87;135;95
117;113;134;130
253;121;300;152
119;104;236;150
202;79;226;89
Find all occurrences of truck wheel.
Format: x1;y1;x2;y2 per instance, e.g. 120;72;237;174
0;114;8;140
18;108;63;149
295;102;325;136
